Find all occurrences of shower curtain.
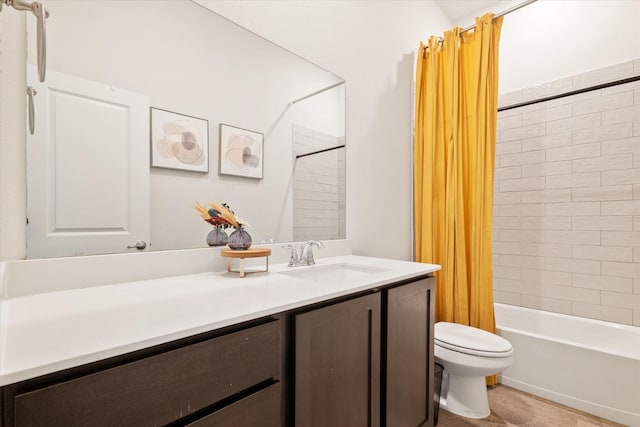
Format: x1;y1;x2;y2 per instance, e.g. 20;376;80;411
414;13;503;384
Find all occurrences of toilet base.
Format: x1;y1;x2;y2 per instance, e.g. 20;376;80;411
440;372;490;419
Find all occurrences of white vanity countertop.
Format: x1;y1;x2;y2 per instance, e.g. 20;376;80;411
0;255;439;386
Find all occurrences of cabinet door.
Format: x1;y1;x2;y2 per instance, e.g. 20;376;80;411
295;293;381;427
386;277;435;427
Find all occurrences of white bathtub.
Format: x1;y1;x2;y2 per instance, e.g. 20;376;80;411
494;303;640;427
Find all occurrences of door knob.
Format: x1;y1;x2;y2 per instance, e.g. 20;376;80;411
126;241;147;250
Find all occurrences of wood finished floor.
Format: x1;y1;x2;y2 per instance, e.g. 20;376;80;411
437;385;628;427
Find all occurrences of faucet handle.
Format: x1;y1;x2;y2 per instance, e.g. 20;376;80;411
301;240;324;265
282;244;299;267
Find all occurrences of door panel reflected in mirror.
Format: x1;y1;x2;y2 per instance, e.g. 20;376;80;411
26;0;345;258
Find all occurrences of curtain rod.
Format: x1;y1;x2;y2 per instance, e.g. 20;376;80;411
296;144;345;159
498;74;640;112
422;0;538;49
461;0;538;34
291;81;345;105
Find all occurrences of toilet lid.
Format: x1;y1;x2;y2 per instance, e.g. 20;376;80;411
435;322;513;357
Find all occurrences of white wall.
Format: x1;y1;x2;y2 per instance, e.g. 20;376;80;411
292;84;345;139
204;1;452;260
0;9;27;261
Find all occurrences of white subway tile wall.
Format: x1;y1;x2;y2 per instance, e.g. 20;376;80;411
495;59;640;326
292;125;346;242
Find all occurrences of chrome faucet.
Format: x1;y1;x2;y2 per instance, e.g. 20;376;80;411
283;240;325;267
300;240;324;265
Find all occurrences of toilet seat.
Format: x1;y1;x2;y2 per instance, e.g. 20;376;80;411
435;322;513;358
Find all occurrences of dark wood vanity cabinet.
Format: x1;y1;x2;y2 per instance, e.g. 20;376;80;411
1;275;435;427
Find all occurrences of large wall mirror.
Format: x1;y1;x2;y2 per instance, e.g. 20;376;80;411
25;0;346;258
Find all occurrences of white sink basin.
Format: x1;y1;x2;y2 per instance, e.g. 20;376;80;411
278;263;388;282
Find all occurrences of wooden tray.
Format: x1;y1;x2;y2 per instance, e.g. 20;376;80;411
220;248;271;277
220;248;271;259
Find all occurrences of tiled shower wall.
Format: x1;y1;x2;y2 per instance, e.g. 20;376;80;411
292;125;346;242
494;58;640;326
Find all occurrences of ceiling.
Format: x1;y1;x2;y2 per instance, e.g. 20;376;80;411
434;0;507;23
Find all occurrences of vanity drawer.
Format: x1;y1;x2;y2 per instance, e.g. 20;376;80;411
13;320;281;427
186;382;281;427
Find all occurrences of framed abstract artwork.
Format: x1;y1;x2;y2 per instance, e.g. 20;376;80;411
150;108;209;173
219;123;264;179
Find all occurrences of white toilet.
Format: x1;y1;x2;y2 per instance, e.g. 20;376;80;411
434;321;514;419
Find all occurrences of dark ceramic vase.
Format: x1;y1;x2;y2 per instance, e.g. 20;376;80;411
228;226;252;250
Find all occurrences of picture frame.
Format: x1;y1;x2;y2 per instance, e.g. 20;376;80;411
219;123;264;179
150;108;209;173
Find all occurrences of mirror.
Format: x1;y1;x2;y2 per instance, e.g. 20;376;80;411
26;0;345;258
